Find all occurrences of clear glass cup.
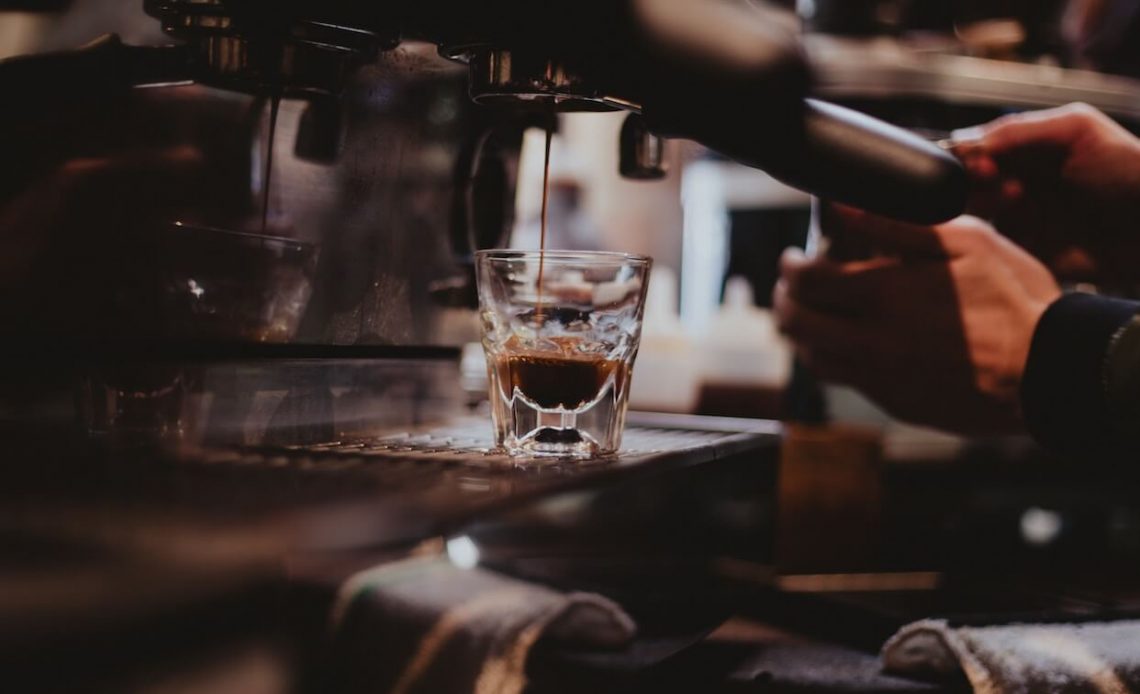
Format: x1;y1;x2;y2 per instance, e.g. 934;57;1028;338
476;250;652;458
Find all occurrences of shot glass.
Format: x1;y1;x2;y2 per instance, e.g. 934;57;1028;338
476;250;652;458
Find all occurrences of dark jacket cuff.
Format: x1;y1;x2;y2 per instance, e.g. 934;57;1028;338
1020;292;1140;457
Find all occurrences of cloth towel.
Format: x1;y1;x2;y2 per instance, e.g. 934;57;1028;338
327;555;636;694
882;619;1140;693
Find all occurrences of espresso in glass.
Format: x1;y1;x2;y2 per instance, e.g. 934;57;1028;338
476;252;651;458
495;337;626;410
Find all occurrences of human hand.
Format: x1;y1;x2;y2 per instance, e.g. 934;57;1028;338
952;103;1140;283
774;209;1062;434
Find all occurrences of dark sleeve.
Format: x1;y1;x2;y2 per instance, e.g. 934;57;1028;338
1020;292;1140;458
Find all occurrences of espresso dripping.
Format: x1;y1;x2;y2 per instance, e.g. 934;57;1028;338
535;120;554;316
260;94;281;234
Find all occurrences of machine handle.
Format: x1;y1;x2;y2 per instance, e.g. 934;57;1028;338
622;0;966;224
663;96;969;225
778;99;967;225
619;0;967;223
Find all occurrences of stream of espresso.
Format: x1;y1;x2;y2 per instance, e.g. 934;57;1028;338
536;121;554;311
261;94;281;233
496;115;626;411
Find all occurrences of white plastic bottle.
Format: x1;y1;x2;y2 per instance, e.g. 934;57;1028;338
629;267;700;413
696;276;792;417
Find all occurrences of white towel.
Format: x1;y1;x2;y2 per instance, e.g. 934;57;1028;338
882;619;1140;693
327;556;636;694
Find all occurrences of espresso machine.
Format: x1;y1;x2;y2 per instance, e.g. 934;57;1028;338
0;0;974;351
0;0;972;530
0;2;979;691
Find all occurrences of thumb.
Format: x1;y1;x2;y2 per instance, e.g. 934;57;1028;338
963;104;1093;157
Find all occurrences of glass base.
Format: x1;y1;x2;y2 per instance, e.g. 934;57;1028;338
502;423;601;459
490;384;628;460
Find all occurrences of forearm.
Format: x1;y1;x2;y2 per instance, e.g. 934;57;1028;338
1021;293;1140;457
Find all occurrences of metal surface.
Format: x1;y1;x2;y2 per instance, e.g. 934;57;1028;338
464;49;630;112
220;414;776;467
172;413;781;549
808;35;1140;120
0;34;523;346
127;0;968;222
143;0;386;97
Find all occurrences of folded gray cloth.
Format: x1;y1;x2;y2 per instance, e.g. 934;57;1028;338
328;555;636;694
882;619;1140;693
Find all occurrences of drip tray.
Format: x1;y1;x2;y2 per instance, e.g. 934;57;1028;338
173;412;782;550
236;415;772;464
0;413;781;672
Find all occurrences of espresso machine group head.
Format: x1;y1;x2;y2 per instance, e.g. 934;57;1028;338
138;0;967;224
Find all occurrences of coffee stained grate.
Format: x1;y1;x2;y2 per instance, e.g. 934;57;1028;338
280;420;734;464
187;419;744;473
173;418;771;510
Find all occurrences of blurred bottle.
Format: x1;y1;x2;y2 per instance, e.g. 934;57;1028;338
695;276;792;419
629;267;699;413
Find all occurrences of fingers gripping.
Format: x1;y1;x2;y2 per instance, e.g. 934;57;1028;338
979;103;1102;155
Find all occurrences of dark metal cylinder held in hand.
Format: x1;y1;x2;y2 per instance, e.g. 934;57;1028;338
609;1;968;223
789;100;968;225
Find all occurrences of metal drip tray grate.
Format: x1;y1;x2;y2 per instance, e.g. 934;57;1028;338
272;418;763;465
173;414;781;538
